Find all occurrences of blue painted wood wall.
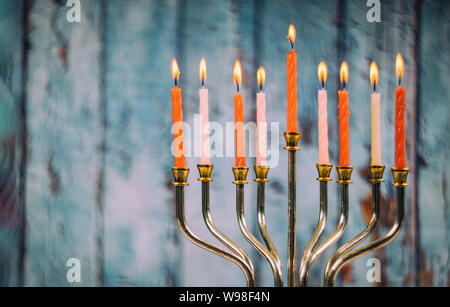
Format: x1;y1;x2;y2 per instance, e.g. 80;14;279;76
0;0;448;286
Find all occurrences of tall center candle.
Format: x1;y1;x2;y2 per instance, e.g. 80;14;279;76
317;62;329;164
256;67;267;166
370;61;382;165
395;53;406;169
171;59;186;168
338;61;350;167
233;61;245;167
199;58;210;165
286;25;298;133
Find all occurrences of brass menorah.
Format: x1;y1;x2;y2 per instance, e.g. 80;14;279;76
172;131;409;287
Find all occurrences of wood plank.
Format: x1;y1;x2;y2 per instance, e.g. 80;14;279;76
0;0;25;286
24;0;103;286
102;0;180;286
416;0;450;286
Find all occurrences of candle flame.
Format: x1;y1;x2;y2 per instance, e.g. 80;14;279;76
396;53;404;79
257;67;266;88
171;59;180;81
233;60;242;87
370;61;379;87
318;62;327;84
287;24;296;44
199;58;207;82
340;61;349;84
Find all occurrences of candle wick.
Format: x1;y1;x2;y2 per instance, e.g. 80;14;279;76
373;83;376;93
236;83;240;93
322;80;325;89
342;82;346;90
398;76;401;86
202;78;204;87
260;84;263;92
175;78;178;87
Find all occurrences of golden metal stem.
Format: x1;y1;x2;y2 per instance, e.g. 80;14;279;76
198;165;256;285
300;165;351;286
233;167;283;287
254;165;284;286
324;165;384;281
324;165;406;287
173;167;255;287
298;164;332;287
284;131;301;287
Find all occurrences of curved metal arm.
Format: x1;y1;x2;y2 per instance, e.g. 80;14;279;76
299;180;328;286
236;183;283;287
175;185;255;287
201;181;256;283
300;176;351;286
324;182;380;284
324;185;405;287
256;180;283;286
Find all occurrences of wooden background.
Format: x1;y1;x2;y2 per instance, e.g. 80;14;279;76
0;0;448;286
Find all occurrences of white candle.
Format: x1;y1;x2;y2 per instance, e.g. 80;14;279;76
370;61;381;165
256;67;267;166
256;91;267;166
371;92;381;165
318;89;329;164
199;58;210;165
317;62;329;164
199;88;210;164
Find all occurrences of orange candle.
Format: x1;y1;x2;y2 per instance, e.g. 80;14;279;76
286;25;298;133
338;61;350;167
395;53;406;169
171;59;186;168
233;61;245;167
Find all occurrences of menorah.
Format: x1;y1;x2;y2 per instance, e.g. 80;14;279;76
171;131;409;287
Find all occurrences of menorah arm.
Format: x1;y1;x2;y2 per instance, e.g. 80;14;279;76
323;181;381;282
255;166;283;286
300;165;353;286
324;167;408;287
173;168;256;287
200;178;255;283
233;167;283;287
299;179;329;287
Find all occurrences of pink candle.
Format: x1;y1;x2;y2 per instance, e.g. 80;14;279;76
256;67;267;166
317;62;329;164
199;58;210;164
370;61;382;165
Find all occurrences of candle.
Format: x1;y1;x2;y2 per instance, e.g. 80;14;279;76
338;61;350;166
317;62;329;164
395;53;406;169
256;67;267;166
370;61;382;165
171;59;186;168
199;58;210;165
233;61;245;167
286;25;298;133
